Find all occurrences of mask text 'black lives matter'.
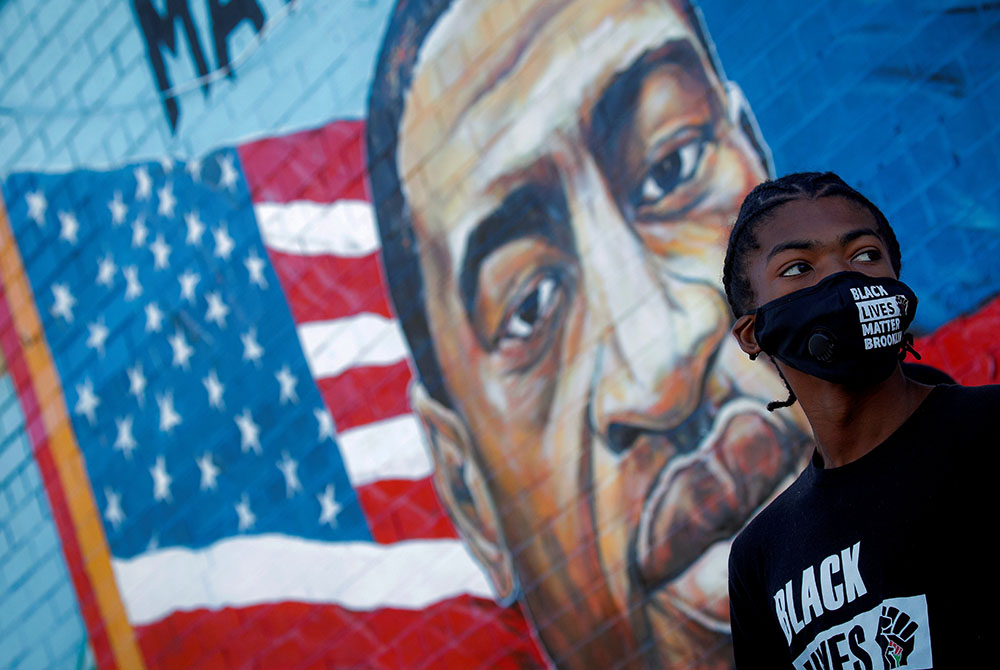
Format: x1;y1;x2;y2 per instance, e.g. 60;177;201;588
753;271;919;386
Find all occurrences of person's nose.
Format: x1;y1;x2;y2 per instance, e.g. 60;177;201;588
563;160;728;454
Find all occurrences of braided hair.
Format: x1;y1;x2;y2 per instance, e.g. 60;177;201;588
721;172;903;410
722;171;902;319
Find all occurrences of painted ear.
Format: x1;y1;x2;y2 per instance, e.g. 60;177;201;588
410;383;518;604
726;81;774;178
731;314;762;359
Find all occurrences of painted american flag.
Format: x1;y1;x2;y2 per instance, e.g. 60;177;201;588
0;119;547;670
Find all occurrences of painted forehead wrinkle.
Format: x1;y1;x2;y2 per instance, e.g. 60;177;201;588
401;2;703;282
465;16;696;184
400;0;698;178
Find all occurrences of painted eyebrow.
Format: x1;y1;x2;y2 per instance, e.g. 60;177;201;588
458;183;572;326
765;228;882;262
588;39;707;179
455;40;709;330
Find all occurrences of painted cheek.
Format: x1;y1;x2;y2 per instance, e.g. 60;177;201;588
591;437;671;610
639;219;728;266
462;316;570;503
516;308;597;516
700;137;767;220
636;140;760;277
493;288;571;428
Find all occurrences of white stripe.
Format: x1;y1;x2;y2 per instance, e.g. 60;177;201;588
115;535;494;625
256;201;378;256
339;414;432;486
299;313;407;379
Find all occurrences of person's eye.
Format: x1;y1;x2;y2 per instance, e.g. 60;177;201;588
630;132;706;211
853;248;882;263
780;262;811;277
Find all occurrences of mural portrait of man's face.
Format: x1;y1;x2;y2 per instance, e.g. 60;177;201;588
368;0;815;667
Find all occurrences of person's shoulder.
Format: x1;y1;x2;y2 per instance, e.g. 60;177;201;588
933;381;1000;397
910;383;1000;450
923;382;1000;416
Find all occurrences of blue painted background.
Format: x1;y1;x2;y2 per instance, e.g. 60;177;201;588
0;0;395;172
701;0;1000;330
0;373;93;669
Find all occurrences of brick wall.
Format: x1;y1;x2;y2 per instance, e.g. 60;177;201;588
0;373;93;669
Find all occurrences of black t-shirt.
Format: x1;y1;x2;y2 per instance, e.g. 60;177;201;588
728;383;1000;669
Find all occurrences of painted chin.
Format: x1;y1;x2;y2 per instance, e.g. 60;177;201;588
632;398;809;627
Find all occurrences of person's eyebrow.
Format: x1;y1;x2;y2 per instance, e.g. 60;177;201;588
458;183;572;327
839;227;882;246
765;228;882;261
766;238;817;262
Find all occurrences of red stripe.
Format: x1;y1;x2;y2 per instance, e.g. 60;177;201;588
357;477;459;543
0;291;119;670
238;120;370;204
915;294;1000;385
268;249;393;324
135;597;548;670
316;361;413;432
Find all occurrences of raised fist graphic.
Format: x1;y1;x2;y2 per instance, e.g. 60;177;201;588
875;605;918;669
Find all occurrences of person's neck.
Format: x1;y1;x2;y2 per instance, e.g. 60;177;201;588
786;366;933;469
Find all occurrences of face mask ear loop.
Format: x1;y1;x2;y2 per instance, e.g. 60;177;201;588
899;332;922;361
766;357;798;412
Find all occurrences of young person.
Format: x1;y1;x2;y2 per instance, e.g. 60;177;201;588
724;171;999;669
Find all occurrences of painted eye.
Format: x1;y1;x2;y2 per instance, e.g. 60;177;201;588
501;275;559;341
780;262;811;277
632;138;703;209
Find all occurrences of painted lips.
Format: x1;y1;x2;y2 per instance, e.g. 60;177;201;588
635;399;800;590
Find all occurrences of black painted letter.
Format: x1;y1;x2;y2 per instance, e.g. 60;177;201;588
208;0;266;77
132;0;212;131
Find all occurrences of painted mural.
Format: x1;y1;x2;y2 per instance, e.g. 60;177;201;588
367;2;808;667
0;1;998;669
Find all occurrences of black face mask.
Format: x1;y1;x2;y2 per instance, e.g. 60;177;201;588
753;271;919;386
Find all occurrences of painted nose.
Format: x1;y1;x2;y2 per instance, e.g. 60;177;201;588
578;203;726;454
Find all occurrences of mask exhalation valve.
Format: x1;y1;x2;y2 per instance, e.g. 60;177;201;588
808;329;837;363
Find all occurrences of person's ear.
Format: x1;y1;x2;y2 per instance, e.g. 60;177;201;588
731;314;762;359
410;382;518;604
